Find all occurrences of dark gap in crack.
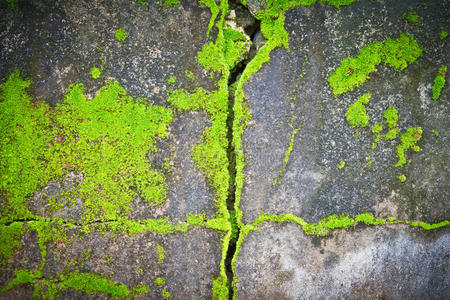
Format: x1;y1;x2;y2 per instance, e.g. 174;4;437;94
2;218;40;226
1;218;133;227
225;4;261;299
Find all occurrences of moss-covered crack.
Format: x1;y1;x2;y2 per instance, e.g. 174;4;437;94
2;1;449;299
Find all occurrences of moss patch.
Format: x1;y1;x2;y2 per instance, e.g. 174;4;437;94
439;30;448;40
1;70;173;224
402;11;420;25
90;66;102;79
154;277;166;286
114;28;129;42
156;244;165;264
328;33;422;95
395;127;422;167
432;65;447;100
273;118;301;186
345;93;371;128
0;222;25;265
163;0;179;8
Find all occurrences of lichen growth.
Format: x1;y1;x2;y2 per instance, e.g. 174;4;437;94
432;65;447;100
345;93;371;128
273;118;301;186
114;28;129;42
328;34;422;95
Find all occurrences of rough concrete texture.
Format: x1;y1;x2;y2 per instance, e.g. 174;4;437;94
235;223;449;299
241;0;449;224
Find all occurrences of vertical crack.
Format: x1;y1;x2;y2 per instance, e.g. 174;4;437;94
224;2;261;298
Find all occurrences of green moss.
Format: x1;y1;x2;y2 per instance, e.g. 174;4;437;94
337;160;345;169
371;123;383;134
432;65;447;100
156;244;164;264
185;70;195;80
114;28;129;42
212;275;228;300
328;34;422;95
131;285;150;296
0;70;54;222
366;156;372;167
186;212;207;226
249;212;447;238
383;106;400;140
137;0;147;6
345;93;371;128
1;70;174;225
154;277;166;286
161;288;171;298
0;222;25;265
432;129;439;136
395;127;422;167
167;75;176;85
383;106;398;129
440;30;448;40
273;118;301;186
407;220;450;230
398;174;406;182
163;0;179;8
0;268;38;295
59;271;149;298
206;217;231;232
5;0;18;8
354;212;386;225
381;34;422;70
90;66;102;79
402;11;420;25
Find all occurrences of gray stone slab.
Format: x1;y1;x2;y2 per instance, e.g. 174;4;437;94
0;1;224;298
0;0;218;222
240;0;449;224
235;223;449;299
1;226;222;299
0;0;217;106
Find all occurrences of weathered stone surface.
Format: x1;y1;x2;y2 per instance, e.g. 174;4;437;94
1;0;218;222
0;0;223;298
1;227;222;299
235;223;449;299
0;0;217;106
240;0;449;224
